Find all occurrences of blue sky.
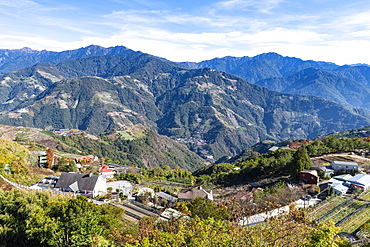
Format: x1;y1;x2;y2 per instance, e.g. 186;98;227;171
1;0;370;64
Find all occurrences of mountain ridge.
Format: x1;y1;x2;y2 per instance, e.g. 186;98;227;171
1;47;370;161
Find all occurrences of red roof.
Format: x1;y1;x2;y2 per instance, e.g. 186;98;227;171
99;165;114;173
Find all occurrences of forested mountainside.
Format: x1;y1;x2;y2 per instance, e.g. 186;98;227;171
1;49;370;161
182;52;370;111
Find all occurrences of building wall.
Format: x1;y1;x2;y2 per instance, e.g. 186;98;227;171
93;176;107;197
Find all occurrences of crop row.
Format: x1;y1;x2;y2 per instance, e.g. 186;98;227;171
339;206;370;234
358;190;370;201
309;197;347;219
321;200;366;224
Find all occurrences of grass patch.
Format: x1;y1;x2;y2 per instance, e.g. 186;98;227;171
118;132;135;140
41;130;55;137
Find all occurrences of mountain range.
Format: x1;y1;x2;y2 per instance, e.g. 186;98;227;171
182;53;370;112
1;45;370;163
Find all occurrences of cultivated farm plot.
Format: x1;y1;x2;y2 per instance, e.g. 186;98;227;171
321;200;366;225
309;196;347;219
339;206;370;234
358;190;370;201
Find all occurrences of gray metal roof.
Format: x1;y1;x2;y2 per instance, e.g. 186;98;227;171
331;161;358;166
55;172;100;191
156;191;178;202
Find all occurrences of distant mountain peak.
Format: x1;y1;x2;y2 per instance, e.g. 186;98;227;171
19;47;34;52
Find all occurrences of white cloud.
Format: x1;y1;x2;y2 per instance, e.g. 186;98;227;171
0;0;39;7
216;0;284;13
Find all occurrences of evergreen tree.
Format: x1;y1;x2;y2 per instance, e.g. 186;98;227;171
291;146;312;178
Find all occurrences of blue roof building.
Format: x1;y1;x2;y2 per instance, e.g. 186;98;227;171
348;174;370;191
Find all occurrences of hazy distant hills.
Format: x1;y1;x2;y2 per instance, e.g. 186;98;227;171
182;53;370;111
1;48;370;161
256;67;370;110
181;52;338;83
0;45;134;73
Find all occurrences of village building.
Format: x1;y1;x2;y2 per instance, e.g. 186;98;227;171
329;182;349;196
330;161;358;171
347;174;370;191
106;180;133;196
331;174;353;182
299;170;319;184
99;165;116;178
55;172;106;197
156;191;178;203
178;188;213;201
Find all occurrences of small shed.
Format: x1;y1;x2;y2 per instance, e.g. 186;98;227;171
299;170;319;184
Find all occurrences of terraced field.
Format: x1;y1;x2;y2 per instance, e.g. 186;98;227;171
320;199;366;225
309;196;347;219
339;206;370;233
308;189;370;235
358;190;370;201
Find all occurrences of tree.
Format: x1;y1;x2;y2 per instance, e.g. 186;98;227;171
26;196;113;246
46;149;54;169
186;197;231;220
291;146;312;178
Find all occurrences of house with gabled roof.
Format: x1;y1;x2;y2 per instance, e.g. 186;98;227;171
55;172;106;197
99;165;116;178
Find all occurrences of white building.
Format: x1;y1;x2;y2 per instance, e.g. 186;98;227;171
329;182;349;196
55;172;107;197
106;180;133;196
